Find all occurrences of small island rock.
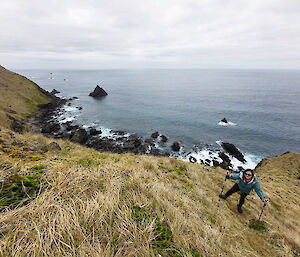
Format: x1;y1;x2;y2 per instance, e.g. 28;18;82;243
89;85;108;97
221;118;228;123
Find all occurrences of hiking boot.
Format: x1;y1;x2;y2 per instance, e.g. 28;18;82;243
219;194;227;200
237;204;243;213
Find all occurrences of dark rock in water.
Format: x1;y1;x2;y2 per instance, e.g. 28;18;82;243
220;161;230;170
112;130;126;136
221;142;246;163
51;89;60;95
160;135;168;142
205;160;211;165
65;124;79;132
89;85;108;97
133;138;142;148
76;106;83;110
219;152;231;164
150;148;160;156
145;138;155;145
171;142;180;152
70;129;88;144
122;137;141;150
221;118;228;123
212;160;220;167
41;122;60;133
69;97;78;100
151;131;159;139
189;156;197;163
90;128;102;136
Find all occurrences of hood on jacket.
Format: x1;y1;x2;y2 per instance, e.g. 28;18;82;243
239;172;256;184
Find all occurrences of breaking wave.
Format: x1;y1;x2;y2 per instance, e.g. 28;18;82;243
218;121;237;126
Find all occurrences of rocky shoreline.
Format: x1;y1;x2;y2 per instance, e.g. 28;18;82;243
25;89;251;171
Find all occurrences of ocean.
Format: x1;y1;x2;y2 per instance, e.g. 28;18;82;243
16;69;300;168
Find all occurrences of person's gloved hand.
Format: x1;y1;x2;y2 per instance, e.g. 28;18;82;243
263;199;269;205
226;171;230;179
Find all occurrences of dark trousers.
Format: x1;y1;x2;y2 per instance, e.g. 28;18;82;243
225;183;248;206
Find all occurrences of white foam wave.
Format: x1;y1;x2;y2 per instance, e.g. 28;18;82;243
64;106;79;112
58;117;76;123
82;123;98;129
228;154;259;171
218;121;237;126
181;148;261;172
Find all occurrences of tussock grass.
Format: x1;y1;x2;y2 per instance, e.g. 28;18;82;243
0;127;299;256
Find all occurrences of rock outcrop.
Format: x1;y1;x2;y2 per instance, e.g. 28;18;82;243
160;135;168;143
171;142;180;152
89;128;102;136
89;85;108;97
151;132;159;139
221;142;246;163
50;89;60;95
221;118;228;123
70;129;89;144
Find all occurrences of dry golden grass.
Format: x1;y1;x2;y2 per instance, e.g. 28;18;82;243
0;127;299;257
0;65;51;129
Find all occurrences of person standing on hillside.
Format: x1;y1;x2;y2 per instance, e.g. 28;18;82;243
219;169;268;213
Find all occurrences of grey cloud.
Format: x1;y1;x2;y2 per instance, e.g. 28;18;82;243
0;0;300;69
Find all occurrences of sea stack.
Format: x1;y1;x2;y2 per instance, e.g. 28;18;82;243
89;85;108;97
221;118;228;123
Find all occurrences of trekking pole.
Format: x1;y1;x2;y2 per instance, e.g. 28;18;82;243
217;173;228;207
258;202;267;220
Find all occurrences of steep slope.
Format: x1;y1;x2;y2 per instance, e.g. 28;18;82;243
0;128;299;257
0;65;51;130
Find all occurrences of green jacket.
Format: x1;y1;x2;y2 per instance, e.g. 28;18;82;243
229;173;266;201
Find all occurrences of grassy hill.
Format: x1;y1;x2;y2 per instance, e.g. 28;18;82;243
0;66;299;256
0;65;51;130
0;128;299;256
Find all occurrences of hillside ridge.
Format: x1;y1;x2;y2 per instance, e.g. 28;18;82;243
0;66;299;256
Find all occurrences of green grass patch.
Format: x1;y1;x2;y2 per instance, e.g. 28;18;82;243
0;171;46;211
76;158;100;167
208;215;216;225
20;89;50;119
160;164;188;176
132;205;179;256
190;249;202;257
249;219;268;232
112;157;120;163
96;153;109;159
32;164;47;171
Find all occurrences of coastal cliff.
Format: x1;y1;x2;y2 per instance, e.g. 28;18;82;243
0;65;52;131
0;66;299;256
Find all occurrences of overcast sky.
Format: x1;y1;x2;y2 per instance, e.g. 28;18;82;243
1;0;300;69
